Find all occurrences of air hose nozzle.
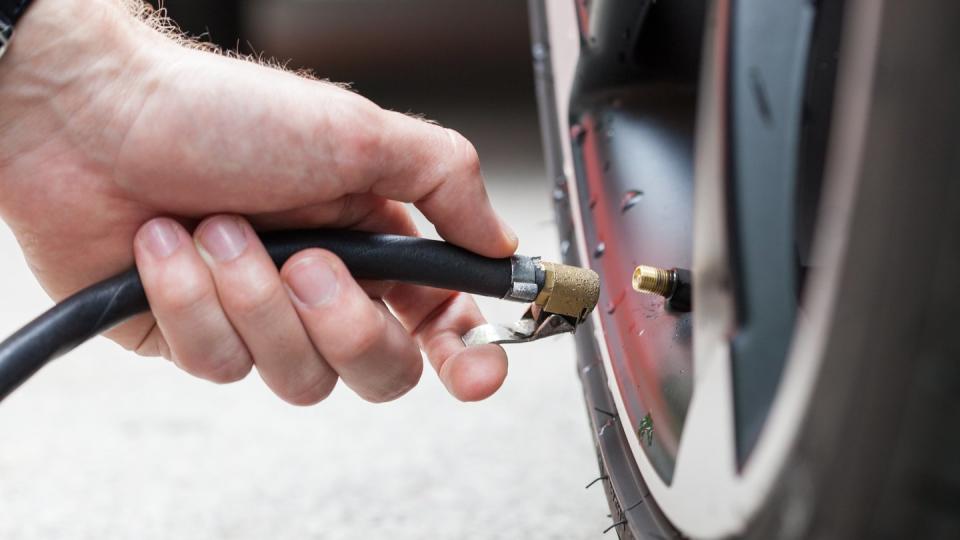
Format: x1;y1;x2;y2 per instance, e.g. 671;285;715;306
534;261;600;322
462;260;600;347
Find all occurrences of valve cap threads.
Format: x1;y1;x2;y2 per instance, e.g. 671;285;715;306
632;265;692;313
632;265;675;297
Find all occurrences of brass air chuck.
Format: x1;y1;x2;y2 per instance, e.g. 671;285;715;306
535;261;600;323
632;265;692;312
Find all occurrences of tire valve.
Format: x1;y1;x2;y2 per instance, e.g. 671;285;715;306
632;265;692;312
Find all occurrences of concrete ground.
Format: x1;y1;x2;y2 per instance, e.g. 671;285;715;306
0;103;611;538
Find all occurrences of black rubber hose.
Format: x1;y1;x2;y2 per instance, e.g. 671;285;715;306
0;230;515;402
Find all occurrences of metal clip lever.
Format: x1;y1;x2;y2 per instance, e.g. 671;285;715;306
462;258;599;347
462;306;578;346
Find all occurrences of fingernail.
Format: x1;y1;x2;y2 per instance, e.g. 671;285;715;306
198;217;248;262
286;257;338;307
141;219;181;258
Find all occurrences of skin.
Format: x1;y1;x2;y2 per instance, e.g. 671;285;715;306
0;0;517;404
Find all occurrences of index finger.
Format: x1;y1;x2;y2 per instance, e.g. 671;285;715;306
387;283;508;401
362;110;518;259
116;52;517;258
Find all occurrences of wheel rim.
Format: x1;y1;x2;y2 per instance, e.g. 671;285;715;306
544;0;883;536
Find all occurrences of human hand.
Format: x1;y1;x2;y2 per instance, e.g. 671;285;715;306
0;0;518;404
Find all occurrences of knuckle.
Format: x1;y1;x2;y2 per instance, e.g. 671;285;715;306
132;326;165;358
223;273;281;318
338;105;384;178
159;274;214;314
344;310;387;359
176;344;252;384
282;372;338;406
201;352;253;384
448;129;482;177
361;371;421;404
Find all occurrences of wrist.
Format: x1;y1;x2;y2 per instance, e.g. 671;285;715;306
0;0;164;213
1;0;145;75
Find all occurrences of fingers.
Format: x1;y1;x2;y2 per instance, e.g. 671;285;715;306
366;115;518;258
134;211;506;405
281;250;424;402
134;218;253;383
249;197;418;300
136;215;425;405
388;285;508;402
194;215;337;405
346;201;508;401
267;197;508;402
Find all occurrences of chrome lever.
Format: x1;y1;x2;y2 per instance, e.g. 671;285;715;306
462;305;577;346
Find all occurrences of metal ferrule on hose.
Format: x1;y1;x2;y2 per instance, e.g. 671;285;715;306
504;256;545;303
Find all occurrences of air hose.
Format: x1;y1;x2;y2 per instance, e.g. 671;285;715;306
0;230;599;402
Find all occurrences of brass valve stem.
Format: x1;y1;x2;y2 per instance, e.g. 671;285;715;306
632;265;692;312
632;266;676;297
